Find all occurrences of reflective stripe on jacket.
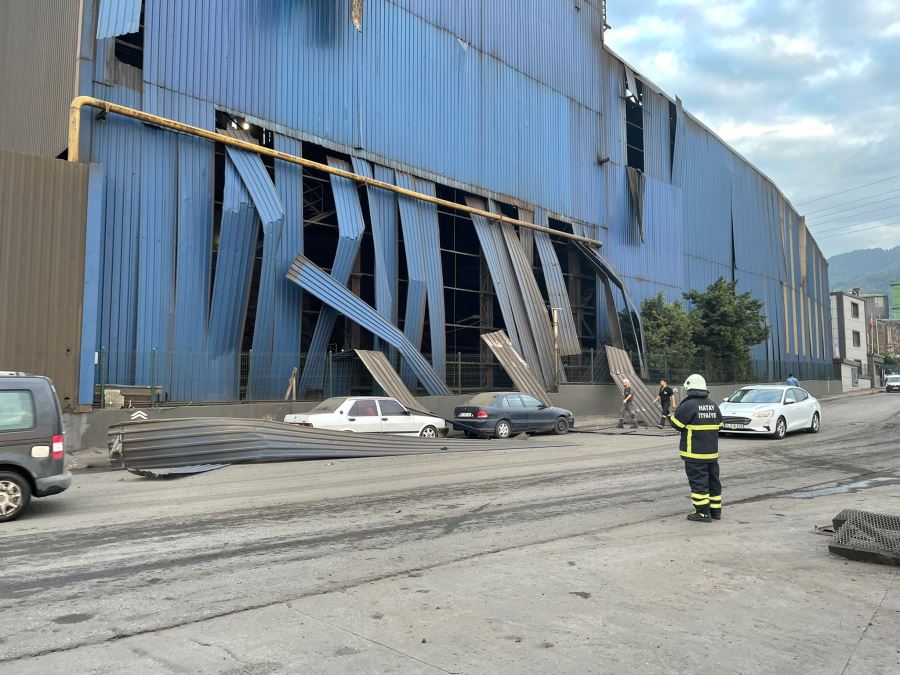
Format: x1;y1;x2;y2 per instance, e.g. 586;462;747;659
670;391;723;461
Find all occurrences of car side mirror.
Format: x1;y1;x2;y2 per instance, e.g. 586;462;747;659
538;404;547;410
402;410;411;416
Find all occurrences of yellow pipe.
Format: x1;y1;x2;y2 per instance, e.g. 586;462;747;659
68;96;602;247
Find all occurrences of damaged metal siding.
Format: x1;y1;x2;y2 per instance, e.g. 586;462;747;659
96;0;142;39
481;331;552;407
287;255;451;397
354;350;419;410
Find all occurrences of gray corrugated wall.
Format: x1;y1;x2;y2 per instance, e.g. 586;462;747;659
0;150;91;408
0;0;80;157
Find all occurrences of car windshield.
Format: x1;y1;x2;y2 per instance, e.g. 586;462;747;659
727;389;783;404
887;376;900;384
310;397;346;413
466;393;499;405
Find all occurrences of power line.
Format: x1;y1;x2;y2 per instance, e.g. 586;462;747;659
794;173;900;207
814;220;900;240
803;187;900;216
807;203;900;228
811;213;899;236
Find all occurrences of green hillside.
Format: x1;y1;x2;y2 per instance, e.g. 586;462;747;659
827;245;900;295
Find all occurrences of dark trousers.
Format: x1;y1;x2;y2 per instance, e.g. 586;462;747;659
660;400;672;423
684;460;721;515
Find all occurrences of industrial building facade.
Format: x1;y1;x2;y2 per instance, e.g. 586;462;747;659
0;0;833;408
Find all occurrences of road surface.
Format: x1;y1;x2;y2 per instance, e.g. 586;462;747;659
1;392;899;673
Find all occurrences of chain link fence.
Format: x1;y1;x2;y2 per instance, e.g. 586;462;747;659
92;346;832;407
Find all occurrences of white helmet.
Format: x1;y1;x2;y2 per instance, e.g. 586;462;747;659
683;373;708;392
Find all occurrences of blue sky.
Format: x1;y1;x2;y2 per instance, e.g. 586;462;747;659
604;0;900;258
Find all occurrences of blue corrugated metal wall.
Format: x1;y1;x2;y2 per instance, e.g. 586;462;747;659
82;0;832;401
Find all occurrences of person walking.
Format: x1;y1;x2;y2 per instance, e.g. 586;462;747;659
786;373;800;387
617;378;638;429
653;378;677;425
669;373;723;523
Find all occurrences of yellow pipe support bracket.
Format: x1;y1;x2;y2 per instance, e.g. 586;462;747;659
68;96;603;248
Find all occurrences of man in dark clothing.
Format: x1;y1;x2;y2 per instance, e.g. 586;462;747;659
617;378;639;429
653;378;677;425
669;373;723;523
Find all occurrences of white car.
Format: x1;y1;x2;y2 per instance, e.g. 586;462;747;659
284;397;448;438
719;385;821;439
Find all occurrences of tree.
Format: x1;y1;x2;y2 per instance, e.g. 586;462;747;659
620;293;696;379
682;278;770;381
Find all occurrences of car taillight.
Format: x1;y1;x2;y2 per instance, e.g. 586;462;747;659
52;434;64;460
476;410;489;418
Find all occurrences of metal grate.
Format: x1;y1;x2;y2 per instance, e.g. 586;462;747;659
829;509;900;566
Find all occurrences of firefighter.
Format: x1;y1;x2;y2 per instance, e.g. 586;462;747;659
669;373;723;523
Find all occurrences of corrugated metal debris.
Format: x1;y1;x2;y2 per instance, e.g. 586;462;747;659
127;464;228;479
109;418;519;470
481;331;552;407
354;349;419;410
96;0;142;40
605;346;662;428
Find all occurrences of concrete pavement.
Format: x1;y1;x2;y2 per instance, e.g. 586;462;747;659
2;394;899;673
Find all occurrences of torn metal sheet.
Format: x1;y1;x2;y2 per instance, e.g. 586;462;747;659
110;418;527;470
355;349;419;410
286;254;451;396
626;166;645;243
127;464;228;479
351;0;364;31
96;0;142;39
481;330;552;407
606;346;662;428
534;208;580;356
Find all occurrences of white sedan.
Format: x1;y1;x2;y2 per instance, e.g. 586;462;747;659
284;396;448;438
719;385;821;439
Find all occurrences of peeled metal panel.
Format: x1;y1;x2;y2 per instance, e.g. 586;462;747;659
465;196;548;388
606;346;661;428
351;158;399;366
626;166;645;243
0;150;91;409
297;157;365;397
481;331;552;407
135;126;177;390
110;417;525;471
642;87;672;184
412;176;446;380
533;215;579;356
96;0;142;39
354;350;419;410
207;157;259;401
270;134;305;393
396;172;429;388
498;216;561;386
222;129;286;237
287;255;450;396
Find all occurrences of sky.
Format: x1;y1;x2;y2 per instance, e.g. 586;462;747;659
603;0;900;258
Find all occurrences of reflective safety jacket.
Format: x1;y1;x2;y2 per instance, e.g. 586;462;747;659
670;391;723;461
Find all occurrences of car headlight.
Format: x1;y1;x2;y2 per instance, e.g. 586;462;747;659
752;410;774;418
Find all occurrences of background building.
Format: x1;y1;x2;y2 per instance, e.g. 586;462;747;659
0;0;833;409
831;290;871;389
892;282;900;320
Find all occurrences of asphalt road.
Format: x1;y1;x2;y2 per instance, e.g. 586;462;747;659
2;392;899;673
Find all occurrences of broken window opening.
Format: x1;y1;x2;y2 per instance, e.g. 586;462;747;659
624;76;645;173
114;4;145;69
668;100;677;177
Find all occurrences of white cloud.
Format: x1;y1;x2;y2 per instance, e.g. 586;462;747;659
881;21;900;37
771;34;822;58
652;51;680;77
714;117;836;144
605;16;682;47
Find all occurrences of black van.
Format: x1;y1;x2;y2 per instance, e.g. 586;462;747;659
0;373;72;522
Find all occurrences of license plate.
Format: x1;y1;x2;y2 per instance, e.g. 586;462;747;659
457;412;473;418
723;423;744;430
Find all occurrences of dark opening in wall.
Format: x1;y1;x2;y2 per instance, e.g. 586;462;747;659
114;4;145;69
668;100;677;177
624;78;645;172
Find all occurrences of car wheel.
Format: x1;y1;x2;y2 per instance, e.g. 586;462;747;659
808;412;820;434
419;425;438;439
0;471;31;523
773;416;787;440
553;417;569;435
494;419;512;439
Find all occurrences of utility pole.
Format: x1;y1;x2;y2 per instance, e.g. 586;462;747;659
552;308;560;390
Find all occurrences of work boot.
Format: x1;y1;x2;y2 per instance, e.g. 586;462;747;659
617;421;624;429
631;423;638;429
686;511;711;523
710;509;721;521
